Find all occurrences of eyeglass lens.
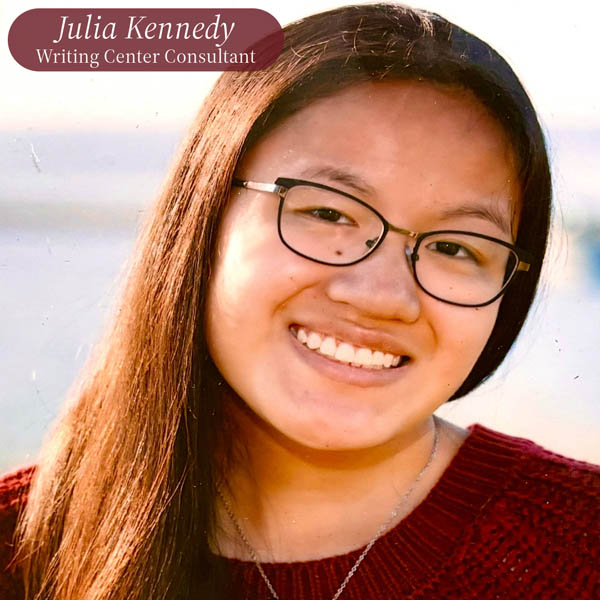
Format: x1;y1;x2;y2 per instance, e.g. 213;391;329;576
279;185;518;306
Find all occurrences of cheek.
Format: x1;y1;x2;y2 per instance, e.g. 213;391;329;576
430;301;499;376
205;208;322;353
208;201;277;316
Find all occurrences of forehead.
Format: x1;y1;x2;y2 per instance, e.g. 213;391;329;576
246;80;514;165
238;80;520;233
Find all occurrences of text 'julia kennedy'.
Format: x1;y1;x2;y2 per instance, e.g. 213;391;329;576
53;14;235;48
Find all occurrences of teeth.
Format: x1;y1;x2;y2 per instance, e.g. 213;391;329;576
318;336;337;357
353;348;373;367
334;342;354;363
372;351;385;369
307;332;322;350
293;326;406;370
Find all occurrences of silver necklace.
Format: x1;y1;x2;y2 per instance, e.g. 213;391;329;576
217;416;440;600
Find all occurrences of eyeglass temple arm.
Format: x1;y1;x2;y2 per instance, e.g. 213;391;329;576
233;178;286;195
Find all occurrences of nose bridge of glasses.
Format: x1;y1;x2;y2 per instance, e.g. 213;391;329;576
363;221;419;282
383;223;420;263
387;223;419;239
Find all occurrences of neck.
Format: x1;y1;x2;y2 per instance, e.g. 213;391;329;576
217;401;450;562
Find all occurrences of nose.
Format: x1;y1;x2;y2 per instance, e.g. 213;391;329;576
324;236;421;323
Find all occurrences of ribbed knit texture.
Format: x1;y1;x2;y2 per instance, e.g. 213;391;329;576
1;425;598;599
0;467;31;600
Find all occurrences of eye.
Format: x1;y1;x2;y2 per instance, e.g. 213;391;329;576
427;240;478;262
302;207;357;225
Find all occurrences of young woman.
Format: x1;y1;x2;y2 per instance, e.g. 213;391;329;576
1;3;598;599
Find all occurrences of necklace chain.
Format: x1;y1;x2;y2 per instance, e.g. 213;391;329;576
217;416;440;600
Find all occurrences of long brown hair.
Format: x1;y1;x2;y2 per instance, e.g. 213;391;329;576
15;4;551;599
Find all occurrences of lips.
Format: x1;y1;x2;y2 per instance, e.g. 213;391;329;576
290;325;410;370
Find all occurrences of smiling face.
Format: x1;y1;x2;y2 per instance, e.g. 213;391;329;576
206;81;519;452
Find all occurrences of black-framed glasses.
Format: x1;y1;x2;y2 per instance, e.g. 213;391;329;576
233;177;533;307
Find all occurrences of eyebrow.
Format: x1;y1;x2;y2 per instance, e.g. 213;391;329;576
298;164;513;236
299;165;377;197
437;204;513;236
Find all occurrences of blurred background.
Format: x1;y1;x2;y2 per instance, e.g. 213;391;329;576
1;0;598;473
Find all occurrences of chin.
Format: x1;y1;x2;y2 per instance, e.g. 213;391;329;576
292;435;384;453
272;414;399;453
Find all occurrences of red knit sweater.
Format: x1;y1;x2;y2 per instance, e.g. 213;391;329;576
1;425;598;599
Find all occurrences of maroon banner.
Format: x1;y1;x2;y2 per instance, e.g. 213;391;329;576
8;9;283;71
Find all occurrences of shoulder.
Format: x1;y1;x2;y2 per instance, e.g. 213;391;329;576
467;424;599;496
465;424;599;515
0;465;35;537
0;466;36;600
496;427;599;533
0;466;35;510
459;425;598;593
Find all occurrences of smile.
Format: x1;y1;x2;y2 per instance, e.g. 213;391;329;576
290;326;409;370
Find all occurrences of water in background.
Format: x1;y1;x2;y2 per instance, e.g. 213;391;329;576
1;127;599;473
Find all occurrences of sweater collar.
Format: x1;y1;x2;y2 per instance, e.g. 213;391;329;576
223;424;530;595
